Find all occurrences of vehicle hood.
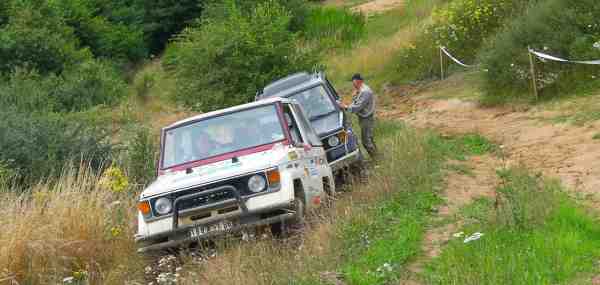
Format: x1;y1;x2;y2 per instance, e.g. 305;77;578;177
141;145;289;198
311;112;343;137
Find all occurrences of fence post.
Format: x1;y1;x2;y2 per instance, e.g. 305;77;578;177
528;46;539;100
440;46;445;80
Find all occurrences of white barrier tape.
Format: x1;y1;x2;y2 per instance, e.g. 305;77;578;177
440;46;476;68
529;49;600;65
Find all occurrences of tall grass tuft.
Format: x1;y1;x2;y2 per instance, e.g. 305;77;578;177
0;167;144;284
303;7;365;48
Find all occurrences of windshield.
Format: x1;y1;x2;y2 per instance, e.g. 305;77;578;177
288;85;336;119
162;104;286;169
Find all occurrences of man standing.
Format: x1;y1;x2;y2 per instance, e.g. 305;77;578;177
341;73;377;160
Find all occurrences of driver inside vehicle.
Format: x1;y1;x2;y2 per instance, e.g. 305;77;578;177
190;130;216;160
234;118;263;149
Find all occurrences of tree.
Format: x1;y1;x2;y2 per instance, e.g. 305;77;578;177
0;2;90;74
164;0;318;111
142;0;203;54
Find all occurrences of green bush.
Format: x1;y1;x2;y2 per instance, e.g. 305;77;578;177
0;2;91;74
56;60;128;111
48;0;147;62
392;0;525;81
164;0;318;111
202;0;309;32
0;61;127;113
124;127;158;186
0;107;113;185
302;6;365;48
0;1;8;26
480;0;600;103
141;0;203;54
0;69;60;112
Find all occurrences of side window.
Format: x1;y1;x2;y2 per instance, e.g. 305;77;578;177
283;105;303;145
291;103;322;147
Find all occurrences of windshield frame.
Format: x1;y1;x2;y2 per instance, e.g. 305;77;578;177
158;102;291;171
283;83;340;121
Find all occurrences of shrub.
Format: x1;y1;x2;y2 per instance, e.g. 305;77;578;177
480;0;600;103
141;0;203;54
124;127;158;186
0;69;60;113
164;0;318;111
0;2;90;74
0;160;18;188
391;0;525;82
202;0;309;32
48;0;147;62
302;6;365;48
134;70;156;99
0;107;113;185
0;1;8;26
56;59;128;111
0;61;127;113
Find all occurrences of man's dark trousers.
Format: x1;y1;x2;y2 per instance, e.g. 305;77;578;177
359;115;377;159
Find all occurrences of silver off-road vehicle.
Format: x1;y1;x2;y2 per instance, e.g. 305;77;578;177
256;72;363;174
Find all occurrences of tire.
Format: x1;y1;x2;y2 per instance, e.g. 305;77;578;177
322;179;334;208
270;197;305;238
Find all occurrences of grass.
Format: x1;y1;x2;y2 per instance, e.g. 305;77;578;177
335;125;497;285
593;133;600;140
426;133;497;161
304;6;366;49
326;0;445;91
0;167;145;284
425;168;600;284
446;163;474;177
535;88;600;126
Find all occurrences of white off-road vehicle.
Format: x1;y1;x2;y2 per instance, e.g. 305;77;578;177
135;98;335;252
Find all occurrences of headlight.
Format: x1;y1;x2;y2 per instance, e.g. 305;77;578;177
248;175;267;193
155;198;173;215
328;135;340;147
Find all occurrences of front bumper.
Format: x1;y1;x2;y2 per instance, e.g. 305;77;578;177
329;149;362;172
135;186;295;253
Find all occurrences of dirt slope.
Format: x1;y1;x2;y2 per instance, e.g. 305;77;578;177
352;0;404;14
383;93;600;210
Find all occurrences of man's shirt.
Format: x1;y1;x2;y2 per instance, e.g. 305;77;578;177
348;83;376;118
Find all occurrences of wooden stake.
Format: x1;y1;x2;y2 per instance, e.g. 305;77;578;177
528;46;539;100
440;46;445;80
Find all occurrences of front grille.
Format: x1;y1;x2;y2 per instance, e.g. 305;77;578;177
150;171;268;217
177;188;236;212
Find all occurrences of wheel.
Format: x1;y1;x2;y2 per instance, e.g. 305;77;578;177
270;197;305;238
322;179;335;208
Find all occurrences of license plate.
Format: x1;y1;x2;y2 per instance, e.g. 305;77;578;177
189;220;234;239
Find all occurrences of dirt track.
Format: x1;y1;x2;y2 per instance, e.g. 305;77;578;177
383;94;600;210
351;0;404;14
